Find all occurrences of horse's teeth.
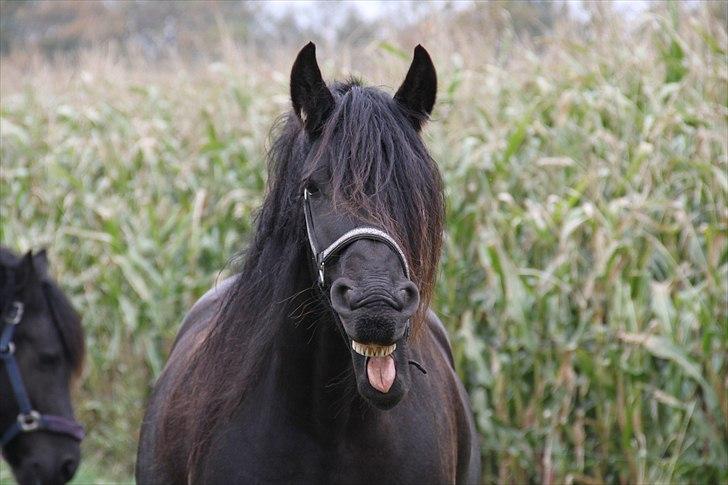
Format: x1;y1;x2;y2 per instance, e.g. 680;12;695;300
352;341;396;357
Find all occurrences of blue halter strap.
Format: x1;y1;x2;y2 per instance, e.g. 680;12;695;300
1;284;85;447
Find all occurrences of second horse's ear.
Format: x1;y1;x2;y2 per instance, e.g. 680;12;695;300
32;248;49;277
394;45;437;131
290;42;335;137
17;250;38;286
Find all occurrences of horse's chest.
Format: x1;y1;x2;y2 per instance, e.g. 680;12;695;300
200;401;454;484
328;429;452;485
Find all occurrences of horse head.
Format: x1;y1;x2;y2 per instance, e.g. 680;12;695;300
0;248;85;485
289;43;442;409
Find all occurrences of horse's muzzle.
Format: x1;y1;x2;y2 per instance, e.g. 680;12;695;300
329;277;419;344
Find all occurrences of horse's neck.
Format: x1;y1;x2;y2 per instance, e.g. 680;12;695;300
273;272;361;437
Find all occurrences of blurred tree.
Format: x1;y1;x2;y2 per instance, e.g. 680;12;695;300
0;0;258;59
0;0;28;54
706;0;727;26
0;0;571;59
334;7;380;47
447;0;560;39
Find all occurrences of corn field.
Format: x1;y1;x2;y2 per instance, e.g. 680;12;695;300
1;3;726;483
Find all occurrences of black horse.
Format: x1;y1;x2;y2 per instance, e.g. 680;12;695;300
137;43;481;484
0;248;85;484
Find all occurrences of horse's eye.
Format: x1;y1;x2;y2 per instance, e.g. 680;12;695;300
39;352;61;368
306;182;320;195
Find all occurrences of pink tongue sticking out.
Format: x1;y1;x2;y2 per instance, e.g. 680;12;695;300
367;355;396;393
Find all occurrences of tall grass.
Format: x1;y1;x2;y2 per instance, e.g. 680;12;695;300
1;4;726;483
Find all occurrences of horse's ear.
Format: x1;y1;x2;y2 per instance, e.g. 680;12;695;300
18;250;38;285
290;42;334;137
394;45;437;131
32;248;49;277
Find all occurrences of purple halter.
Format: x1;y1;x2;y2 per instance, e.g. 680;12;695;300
1;288;85;447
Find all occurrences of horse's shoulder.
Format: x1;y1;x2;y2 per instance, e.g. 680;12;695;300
422;310;482;483
423;309;455;368
137;276;238;482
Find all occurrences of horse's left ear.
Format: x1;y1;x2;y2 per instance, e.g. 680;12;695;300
32;248;49;277
394;45;437;131
290;42;335;137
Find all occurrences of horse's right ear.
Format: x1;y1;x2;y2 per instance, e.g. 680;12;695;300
17;250;38;285
32;248;49;277
290;42;334;137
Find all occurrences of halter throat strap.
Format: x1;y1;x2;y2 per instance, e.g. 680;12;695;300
303;188;410;286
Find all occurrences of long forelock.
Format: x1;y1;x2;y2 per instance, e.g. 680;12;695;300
309;82;445;329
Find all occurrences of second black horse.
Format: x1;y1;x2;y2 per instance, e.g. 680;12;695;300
1;248;85;484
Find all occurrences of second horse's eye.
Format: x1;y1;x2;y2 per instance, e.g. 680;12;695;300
306;181;320;195
39;352;61;368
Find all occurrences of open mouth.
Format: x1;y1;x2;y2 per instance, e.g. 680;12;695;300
338;313;412;409
351;340;398;394
351;340;397;357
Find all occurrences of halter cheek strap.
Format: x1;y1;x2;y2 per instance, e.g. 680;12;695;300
303;188;410;286
1;292;85;447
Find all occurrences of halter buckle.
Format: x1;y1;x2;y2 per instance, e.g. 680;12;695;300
318;261;325;285
0;342;15;357
5;301;24;325
18;410;41;432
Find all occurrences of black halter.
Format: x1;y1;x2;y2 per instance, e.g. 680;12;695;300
302;188;410;287
301;188;428;375
0;273;85;447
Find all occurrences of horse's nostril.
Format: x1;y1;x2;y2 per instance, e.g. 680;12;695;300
397;281;420;318
330;278;356;316
60;457;79;482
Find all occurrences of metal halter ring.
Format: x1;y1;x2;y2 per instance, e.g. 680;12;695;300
18;411;41;432
0;342;15;357
5;301;24;325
